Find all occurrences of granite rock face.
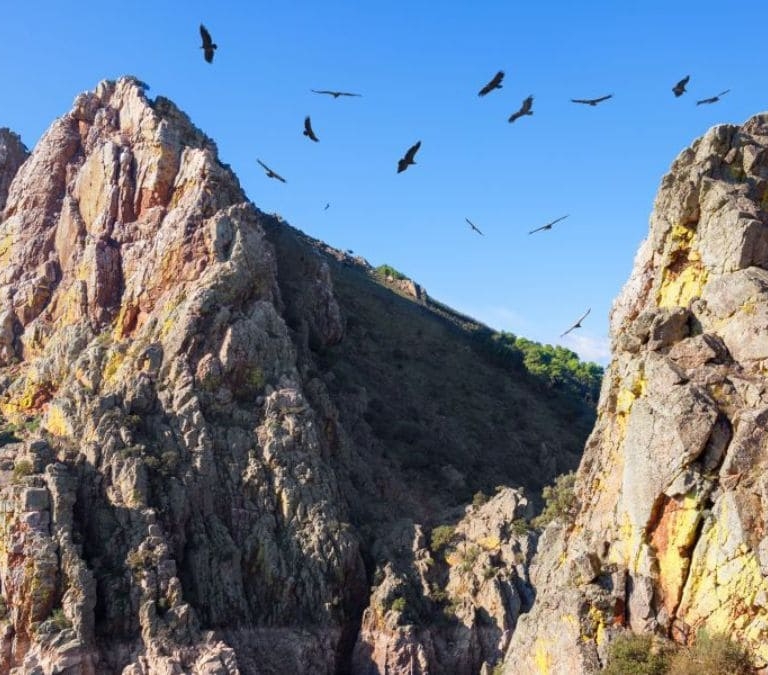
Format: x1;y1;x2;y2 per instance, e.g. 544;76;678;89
0;78;592;674
504;114;768;673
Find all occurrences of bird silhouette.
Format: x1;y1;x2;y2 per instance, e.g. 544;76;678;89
311;89;362;98
508;96;534;123
696;89;730;105
672;76;689;97
571;94;613;106
324;203;330;211
528;214;569;235
397;141;421;173
478;71;504;97
465;218;484;235
303;116;319;142
257;159;287;183
560;308;591;337
199;24;217;63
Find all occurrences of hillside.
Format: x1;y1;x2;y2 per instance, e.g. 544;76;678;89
0;77;597;674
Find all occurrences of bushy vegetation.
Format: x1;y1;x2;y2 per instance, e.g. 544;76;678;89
604;634;671;675
375;264;408;281
531;470;578;528
604;631;752;675
430;525;456;553
12;459;34;483
469;328;603;408
667;631;752;675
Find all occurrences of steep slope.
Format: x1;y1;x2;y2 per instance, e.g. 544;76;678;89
0;77;593;674
504;113;768;673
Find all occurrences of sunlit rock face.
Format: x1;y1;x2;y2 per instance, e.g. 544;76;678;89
503;113;768;673
0;77;595;674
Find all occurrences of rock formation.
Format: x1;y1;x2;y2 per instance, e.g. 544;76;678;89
0;77;592;673
503;114;768;672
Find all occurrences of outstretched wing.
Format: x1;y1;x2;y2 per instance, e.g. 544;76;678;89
200;24;213;48
571;98;591;104
521;96;533;113
405;141;421;163
478;70;504;96
257;159;271;173
548;214;569;228
560;308;591;337
311;89;335;96
337;91;362;97
465;218;484;235
716;89;731;98
592;94;613;103
304;116;319;142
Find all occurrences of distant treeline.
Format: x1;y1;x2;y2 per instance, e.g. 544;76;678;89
470;328;604;407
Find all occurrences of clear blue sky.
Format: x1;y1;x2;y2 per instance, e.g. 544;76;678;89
2;1;767;364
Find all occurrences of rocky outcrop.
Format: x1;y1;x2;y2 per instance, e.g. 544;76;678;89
504;114;768;672
352;488;535;675
0;128;28;213
0;77;593;674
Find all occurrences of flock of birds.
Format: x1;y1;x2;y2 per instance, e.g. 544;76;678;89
197;24;731;342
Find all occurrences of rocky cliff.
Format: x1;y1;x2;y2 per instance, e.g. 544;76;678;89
503;114;768;672
0;77;592;674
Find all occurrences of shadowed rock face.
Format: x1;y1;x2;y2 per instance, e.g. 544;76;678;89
0;129;28;213
0;78;592;674
503;114;768;673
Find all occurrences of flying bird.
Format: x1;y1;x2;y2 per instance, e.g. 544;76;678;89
303;116;319;142
560;308;591;338
465;218;484;236
324;203;330;211
672;75;689;97
571;94;613;106
528;214;569;235
311;89;362;98
397;141;421;173
508;96;534;123
257;159;287;183
199;24;217;63
696;89;730;105
478;71;504;97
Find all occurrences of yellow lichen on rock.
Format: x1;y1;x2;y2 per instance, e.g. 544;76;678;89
651;492;702;616
44;402;72;437
533;638;553;674
657;260;709;308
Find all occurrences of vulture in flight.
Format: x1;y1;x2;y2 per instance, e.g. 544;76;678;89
397;141;421;173
311;89;362;98
324;203;330;211
465;218;484;235
571;94;613;106
508;96;534;123
303;116;319;142
672;76;689;97
560;308;591;338
257;159;287;183
199;24;217;63
478;71;504;97
528;214;569;235
696;89;730;105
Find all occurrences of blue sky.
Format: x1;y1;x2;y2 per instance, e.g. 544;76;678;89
2;1;767;364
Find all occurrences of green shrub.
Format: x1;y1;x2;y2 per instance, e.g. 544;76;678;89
604;633;670;675
472;490;489;508
510;518;529;536
390;597;406;613
12;459;34;483
430;525;456;553
375;264;407;281
49;608;71;631
667;631;751;675
532;471;578;528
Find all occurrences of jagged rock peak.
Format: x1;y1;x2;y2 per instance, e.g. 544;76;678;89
0;127;29;213
503;111;768;673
